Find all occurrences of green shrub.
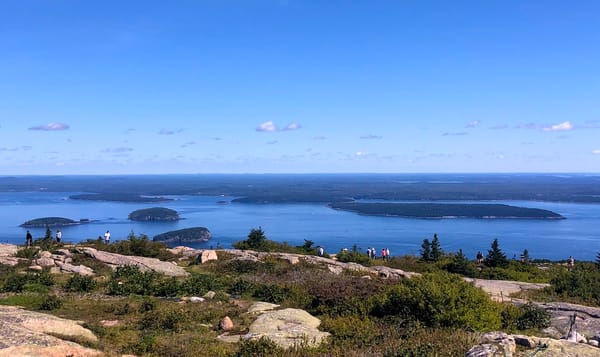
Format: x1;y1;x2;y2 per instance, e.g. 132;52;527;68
15;247;39;259
321;315;379;347
179;273;227;296
138;306;188;332
64;274;98;293
38;294;63;311
335;245;371;265
1;274;28;292
374;271;501;331
107;265;162;296
228;279;257;296
234;337;284;357
516;303;551;330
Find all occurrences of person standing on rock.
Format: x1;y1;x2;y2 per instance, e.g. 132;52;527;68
317;246;324;257
104;230;111;244
56;229;62;243
25;230;33;247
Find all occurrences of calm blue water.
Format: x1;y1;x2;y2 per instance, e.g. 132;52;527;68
1;191;599;261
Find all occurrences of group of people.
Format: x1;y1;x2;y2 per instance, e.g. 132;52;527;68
25;229;62;246
366;247;391;260
25;229;112;246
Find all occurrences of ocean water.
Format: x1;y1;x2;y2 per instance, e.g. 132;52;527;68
1;191;599;261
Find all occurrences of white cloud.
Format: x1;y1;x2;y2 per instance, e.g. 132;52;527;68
466;120;481;128
28;122;70;131
256;121;277;132
592;149;600;155
360;134;383;140
543;121;573;132
283;122;301;131
355;151;368;157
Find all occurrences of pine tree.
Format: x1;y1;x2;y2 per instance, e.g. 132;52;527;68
420;239;431;261
595;252;600;270
485;238;509;268
430;233;443;261
446;249;476;277
522;249;530;263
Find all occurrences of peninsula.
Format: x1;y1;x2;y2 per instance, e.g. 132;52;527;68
70;193;172;203
328;202;565;219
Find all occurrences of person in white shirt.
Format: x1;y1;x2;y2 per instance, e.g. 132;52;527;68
104;230;111;244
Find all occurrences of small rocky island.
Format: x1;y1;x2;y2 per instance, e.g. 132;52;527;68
153;227;211;243
20;217;80;227
128;207;180;221
329;202;565;219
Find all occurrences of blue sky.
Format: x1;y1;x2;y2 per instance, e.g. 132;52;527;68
1;0;599;174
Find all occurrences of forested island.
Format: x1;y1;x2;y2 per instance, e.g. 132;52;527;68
20;217;80;227
70;193;172;203
153;227;211;243
328;202;565;219
128;207;180;221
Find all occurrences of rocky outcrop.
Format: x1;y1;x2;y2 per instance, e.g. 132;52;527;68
0;244;23;266
245;308;330;349
223;249;420;279
464;278;550;302
75;247;188;277
534;302;600;339
0;305;102;356
467;331;600;357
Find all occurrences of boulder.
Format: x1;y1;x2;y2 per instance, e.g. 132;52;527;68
198;250;218;264
168;246;202;258
245;308;330;349
247;302;280;314
28;265;43;271
0;257;23;266
479;332;516;355
52;249;73;257
189;297;205;303
75;247;188;277
35;257;56;267
0;305;101;356
468;334;600;357
219;316;234;331
0;243;19;257
203;291;216;299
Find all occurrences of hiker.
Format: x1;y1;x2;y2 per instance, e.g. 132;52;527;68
381;248;386;261
385;248;390;261
476;251;484;264
567;256;575;271
104;230;111;244
317;246;324;257
25;230;33;247
56;229;62;243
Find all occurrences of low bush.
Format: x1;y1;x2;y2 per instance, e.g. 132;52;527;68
373;271;501;331
234;337;284;357
64;274;98;293
38;294;63;311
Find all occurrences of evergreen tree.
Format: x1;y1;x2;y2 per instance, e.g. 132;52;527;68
44;226;52;240
522;249;530;263
430;233;443;261
233;226;269;251
485;238;509;268
595;252;600;270
446;249;476;277
420;239;431;261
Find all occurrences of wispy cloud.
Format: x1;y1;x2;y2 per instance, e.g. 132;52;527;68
442;132;468;136
466;120;481;128
0;146;33;152
102;147;133;153
593;149;600;155
266;140;278;145
159;128;184;135
490;124;509;130
283;122;301;131
360;134;383;140
543;121;573;132
515;123;538;129
181;141;196;148
28;122;70;131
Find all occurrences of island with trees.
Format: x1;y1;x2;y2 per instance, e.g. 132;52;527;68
328;202;565;219
20;217;80;227
153;227;211;243
128;207;180;222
